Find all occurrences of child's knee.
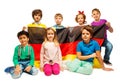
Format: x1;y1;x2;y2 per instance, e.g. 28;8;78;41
52;63;60;75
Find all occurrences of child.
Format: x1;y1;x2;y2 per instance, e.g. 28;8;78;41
40;27;63;76
53;13;66;29
23;9;46;31
66;25;113;75
75;11;87;26
91;8;113;65
4;31;38;79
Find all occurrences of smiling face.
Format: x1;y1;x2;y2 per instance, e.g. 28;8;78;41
19;35;29;46
47;29;55;42
77;14;85;25
82;29;92;43
92;10;101;21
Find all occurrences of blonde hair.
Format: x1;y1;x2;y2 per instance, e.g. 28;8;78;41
44;27;59;46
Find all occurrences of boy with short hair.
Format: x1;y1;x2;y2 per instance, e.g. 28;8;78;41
4;31;38;79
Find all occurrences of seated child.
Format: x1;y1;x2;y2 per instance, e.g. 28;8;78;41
66;25;113;75
4;30;38;79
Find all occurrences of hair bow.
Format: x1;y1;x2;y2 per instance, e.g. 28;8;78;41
78;11;84;14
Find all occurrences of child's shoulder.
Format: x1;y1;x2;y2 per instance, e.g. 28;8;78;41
100;19;107;22
78;41;84;45
14;45;21;50
27;23;46;28
91;39;99;45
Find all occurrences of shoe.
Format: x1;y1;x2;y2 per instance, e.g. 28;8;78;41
4;66;14;73
103;60;112;65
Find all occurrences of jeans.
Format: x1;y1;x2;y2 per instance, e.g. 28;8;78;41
10;61;38;79
102;39;113;61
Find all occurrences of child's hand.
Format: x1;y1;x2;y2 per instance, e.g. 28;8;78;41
60;66;64;71
89;53;96;58
24;66;32;72
102;67;114;71
40;67;43;72
105;22;113;33
22;26;27;31
105;22;111;27
14;65;21;75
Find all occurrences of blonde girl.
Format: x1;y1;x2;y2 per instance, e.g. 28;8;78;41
40;27;63;76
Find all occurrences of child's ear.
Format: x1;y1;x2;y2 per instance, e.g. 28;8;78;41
90;35;92;39
28;38;29;41
91;15;93;18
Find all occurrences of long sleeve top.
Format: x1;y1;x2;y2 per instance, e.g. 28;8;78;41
40;42;62;68
13;45;34;66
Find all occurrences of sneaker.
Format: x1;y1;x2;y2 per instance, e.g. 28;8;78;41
4;66;14;73
103;60;112;65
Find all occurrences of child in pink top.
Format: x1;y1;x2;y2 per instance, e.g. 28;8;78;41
40;27;63;76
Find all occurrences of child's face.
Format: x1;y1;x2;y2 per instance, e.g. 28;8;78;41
55;16;63;25
92;10;101;21
47;29;55;42
18;35;29;46
82;29;92;43
33;14;41;22
77;14;85;25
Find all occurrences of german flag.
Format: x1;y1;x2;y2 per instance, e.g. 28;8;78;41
28;24;105;61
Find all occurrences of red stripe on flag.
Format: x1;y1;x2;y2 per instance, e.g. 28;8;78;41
30;44;41;60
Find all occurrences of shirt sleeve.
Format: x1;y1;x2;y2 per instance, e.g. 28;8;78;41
29;46;34;66
94;41;100;51
58;46;63;67
77;42;82;52
13;46;19;66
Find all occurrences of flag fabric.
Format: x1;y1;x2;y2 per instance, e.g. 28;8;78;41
28;25;105;61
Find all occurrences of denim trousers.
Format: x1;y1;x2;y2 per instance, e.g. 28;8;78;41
10;61;38;79
102;39;113;61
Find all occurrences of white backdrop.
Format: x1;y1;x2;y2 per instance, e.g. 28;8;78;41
0;0;120;81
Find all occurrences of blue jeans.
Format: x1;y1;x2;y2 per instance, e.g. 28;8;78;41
102;39;113;61
9;61;38;79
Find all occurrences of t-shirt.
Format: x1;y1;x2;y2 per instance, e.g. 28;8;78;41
53;24;65;29
77;40;100;62
91;19;109;39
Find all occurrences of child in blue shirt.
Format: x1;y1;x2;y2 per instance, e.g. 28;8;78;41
66;25;113;75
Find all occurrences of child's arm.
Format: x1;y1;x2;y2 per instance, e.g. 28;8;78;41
14;65;21;75
40;43;45;71
96;51;113;71
58;46;64;71
77;52;96;60
105;22;113;33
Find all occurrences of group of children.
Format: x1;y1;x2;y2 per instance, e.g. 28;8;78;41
4;8;114;79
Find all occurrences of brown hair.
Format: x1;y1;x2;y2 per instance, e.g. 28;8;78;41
32;9;42;18
81;25;94;37
75;13;86;24
92;8;101;14
54;13;63;19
